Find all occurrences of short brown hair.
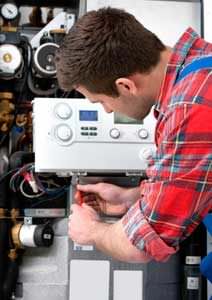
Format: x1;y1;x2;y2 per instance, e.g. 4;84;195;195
56;7;166;96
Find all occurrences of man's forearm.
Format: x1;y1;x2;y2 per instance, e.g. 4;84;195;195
123;187;141;209
92;218;151;263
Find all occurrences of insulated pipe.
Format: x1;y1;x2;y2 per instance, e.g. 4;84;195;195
0;166;10;299
9;151;34;170
0;176;8;208
0;215;9;299
3;250;19;300
0;152;26;299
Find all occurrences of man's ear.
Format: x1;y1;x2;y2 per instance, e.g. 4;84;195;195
115;77;137;96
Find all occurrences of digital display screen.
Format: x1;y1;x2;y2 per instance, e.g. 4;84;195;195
79;110;98;121
114;113;143;124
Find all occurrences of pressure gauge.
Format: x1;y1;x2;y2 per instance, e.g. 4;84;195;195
1;3;18;21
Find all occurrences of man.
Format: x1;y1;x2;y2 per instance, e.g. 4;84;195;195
56;7;212;262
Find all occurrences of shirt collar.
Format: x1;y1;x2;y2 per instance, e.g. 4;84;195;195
154;27;200;113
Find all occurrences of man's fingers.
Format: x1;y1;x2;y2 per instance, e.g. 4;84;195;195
74;188;97;203
82;202;94;210
77;184;100;194
71;202;99;214
71;203;81;212
82;195;96;202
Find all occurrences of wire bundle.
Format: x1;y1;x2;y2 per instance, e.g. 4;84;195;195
8;163;69;203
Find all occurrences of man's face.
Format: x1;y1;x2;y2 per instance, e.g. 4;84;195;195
76;86;152;121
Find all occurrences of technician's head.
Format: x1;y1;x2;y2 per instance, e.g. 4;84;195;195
56;7;166;120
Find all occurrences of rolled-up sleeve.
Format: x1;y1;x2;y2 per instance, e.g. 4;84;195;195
122;198;177;262
122;103;212;261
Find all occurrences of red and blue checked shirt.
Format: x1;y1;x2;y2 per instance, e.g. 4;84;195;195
122;28;212;262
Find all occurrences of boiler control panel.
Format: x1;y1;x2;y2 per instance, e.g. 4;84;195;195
33;98;156;174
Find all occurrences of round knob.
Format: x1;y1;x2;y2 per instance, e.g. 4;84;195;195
55;103;72;120
55;124;72;142
138;128;149;139
139;148;153;160
110;128;120;139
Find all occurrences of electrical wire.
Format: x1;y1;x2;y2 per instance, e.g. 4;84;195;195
19;179;44;198
31;188;67;207
9;163;34;192
33;172;69;195
0;168;20;184
9;163;70;201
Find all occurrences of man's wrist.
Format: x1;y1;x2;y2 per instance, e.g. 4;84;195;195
91;221;110;247
124;187;140;209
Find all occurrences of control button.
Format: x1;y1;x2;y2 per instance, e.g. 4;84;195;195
110;128;120;139
138;128;149;139
55;103;72;120
81;127;88;130
139;148;153;160
55;124;72;141
89;127;97;130
81;132;89;136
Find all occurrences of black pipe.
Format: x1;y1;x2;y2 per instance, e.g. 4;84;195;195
0;176;8;209
3;255;20;300
0;143;10;298
3;151;35;299
0;220;10;299
9;151;34;170
0;162;10;298
0;153;23;298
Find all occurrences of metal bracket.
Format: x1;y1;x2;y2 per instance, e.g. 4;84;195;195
69;171;87;176
125;171;146;177
24;216;33;225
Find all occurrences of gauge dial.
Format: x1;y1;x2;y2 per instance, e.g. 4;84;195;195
1;3;18;20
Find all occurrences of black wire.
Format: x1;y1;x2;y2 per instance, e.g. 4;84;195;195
0;133;8;147
0;168;19;184
31;188;68;207
15;36;33;104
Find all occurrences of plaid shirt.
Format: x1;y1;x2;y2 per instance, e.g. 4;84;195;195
122;28;212;262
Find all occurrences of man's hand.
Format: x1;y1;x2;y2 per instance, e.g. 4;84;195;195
68;202;151;263
68;203;101;245
75;182;140;216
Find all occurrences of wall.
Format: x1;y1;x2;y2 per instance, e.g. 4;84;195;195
87;0;201;46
